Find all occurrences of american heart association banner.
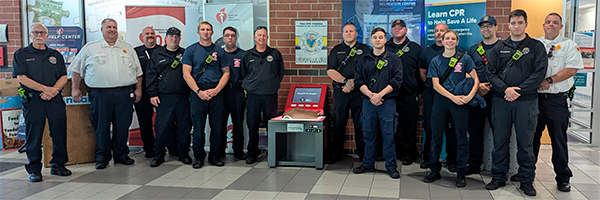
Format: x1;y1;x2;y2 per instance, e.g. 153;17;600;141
204;3;254;50
295;21;328;65
424;0;486;50
125;6;186;47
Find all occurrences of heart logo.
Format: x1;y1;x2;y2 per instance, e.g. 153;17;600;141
216;8;227;24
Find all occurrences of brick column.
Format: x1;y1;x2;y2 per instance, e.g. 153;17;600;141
0;0;23;72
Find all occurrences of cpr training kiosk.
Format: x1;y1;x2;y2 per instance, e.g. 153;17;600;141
268;84;327;169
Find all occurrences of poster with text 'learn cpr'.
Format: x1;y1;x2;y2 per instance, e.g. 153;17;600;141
125;6;186;48
425;0;486;50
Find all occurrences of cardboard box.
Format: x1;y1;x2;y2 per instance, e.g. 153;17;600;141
0;78;20;97
1;96;23;150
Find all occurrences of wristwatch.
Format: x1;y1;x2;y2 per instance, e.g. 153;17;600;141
546;77;553;84
343;78;348;84
195;89;201;94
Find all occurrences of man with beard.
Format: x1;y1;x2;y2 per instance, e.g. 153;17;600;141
134;26;159;158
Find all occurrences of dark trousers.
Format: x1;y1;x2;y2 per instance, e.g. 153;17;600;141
467;92;493;168
533;93;572;183
430;93;470;177
246;94;278;159
330;88;364;159
134;93;155;154
362;99;398;170
190;90;225;160
153;94;191;159
89;88;134;163
221;85;246;157
395;93;418;160
23;94;68;174
491;97;538;183
422;88;456;163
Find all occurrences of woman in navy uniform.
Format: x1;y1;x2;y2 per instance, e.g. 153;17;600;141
423;30;479;187
352;27;403;179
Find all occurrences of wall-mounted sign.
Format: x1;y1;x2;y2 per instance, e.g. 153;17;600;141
0;24;7;43
0;45;6;67
295;21;327;65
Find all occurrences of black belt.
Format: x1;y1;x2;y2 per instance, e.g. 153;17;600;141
197;82;219;90
539;92;567;99
89;85;134;92
226;83;242;89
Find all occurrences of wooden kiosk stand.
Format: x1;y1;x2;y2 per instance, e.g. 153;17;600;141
42;79;96;167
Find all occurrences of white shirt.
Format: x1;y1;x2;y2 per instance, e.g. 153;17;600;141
69;39;142;88
536;35;584;93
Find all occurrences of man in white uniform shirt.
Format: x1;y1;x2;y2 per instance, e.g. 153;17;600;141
69;18;143;170
533;13;582;192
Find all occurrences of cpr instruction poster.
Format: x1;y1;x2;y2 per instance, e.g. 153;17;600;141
204;3;254;50
125;6;187;47
295;21;328;65
424;0;486;50
342;0;423;47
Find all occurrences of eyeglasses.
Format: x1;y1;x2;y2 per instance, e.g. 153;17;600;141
223;34;237;38
548;45;555;58
31;31;47;36
480;24;494;29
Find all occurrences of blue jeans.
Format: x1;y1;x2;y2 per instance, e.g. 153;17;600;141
361;99;398;170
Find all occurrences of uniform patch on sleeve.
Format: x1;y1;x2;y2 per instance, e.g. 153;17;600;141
575;46;581;53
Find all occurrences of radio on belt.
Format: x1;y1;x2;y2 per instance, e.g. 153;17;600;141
268;84;327;169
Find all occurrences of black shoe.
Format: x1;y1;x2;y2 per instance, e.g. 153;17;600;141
520;182;537;196
387;168;400;179
150;158;164;167
510;173;520;182
50;164;72;176
192;160;204;169
326;154;341;164
455;176;466;188
557;182;571;192
208;157;224;166
376;156;385;161
402;158;414;166
234;154;248;160
246;157;257;164
145;153;153;158
464;165;481;175
353;165;374;174
423;172;441;183
115;157;135;165
420;160;430;169
486;179;506;190
95;162;108;169
446;163;457;172
179;157;193;164
29;173;42;182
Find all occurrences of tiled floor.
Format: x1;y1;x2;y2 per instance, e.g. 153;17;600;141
0;144;598;200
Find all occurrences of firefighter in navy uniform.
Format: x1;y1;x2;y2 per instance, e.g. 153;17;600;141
220;26;248;160
134;27;160;158
182;22;231;169
465;15;501;175
385;19;423;165
326;22;370;164
241;26;285;164
13;23;71;182
146;27;193;167
485;10;548;197
352;27;403;179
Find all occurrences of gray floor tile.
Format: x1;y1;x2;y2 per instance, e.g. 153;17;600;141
226;178;261;190
336;195;369;200
2;188;39;199
367;197;398;200
117;193;155;200
399;189;430;199
281;183;314;193
289;175;320;185
181;188;222;199
125;186;168;196
572;183;600;192
305;193;338;200
153;186;193;198
253;181;287;191
580;191;600;200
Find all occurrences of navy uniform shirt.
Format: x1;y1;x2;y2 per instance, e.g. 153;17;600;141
13;44;67;94
182;43;230;84
146;46;187;96
467;40;499;83
225;48;245;85
354;50;403;99
327;41;371;79
427;52;475;93
135;45;163;93
419;44;465;89
385;38;423;95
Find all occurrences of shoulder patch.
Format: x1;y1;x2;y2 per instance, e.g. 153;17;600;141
49;56;57;64
575;46;581;53
267;55;274;62
357;49;363;55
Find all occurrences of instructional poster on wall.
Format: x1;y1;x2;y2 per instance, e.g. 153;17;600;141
204;3;254;50
295;21;328;65
573;31;595;69
125;6;187;47
424;0;486;50
342;0;424;47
